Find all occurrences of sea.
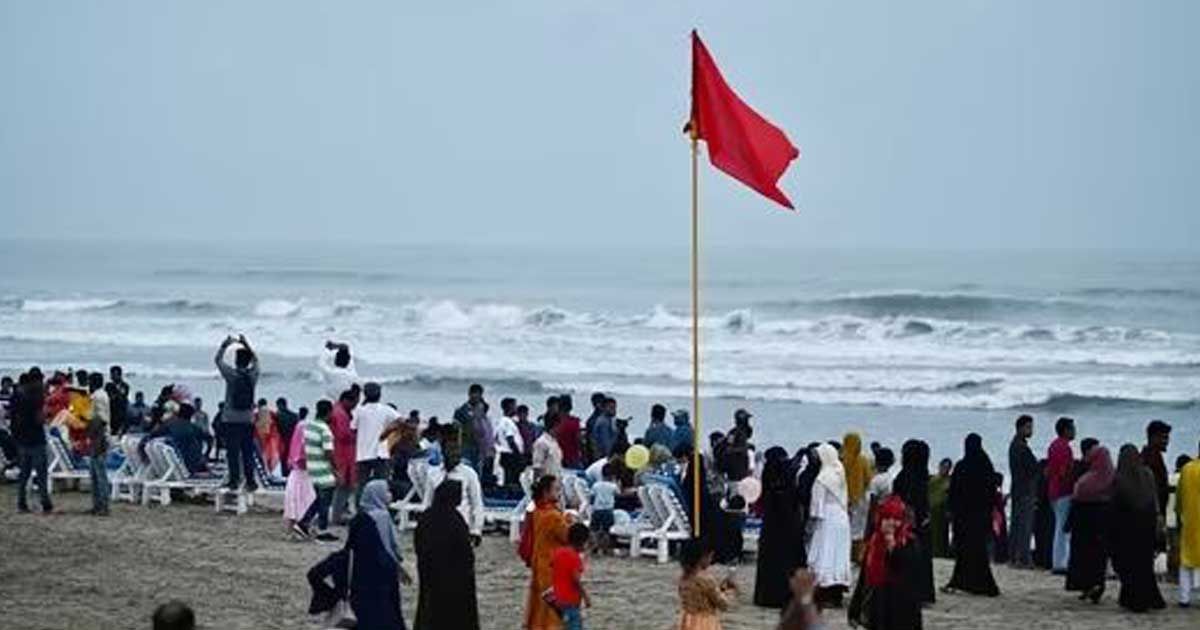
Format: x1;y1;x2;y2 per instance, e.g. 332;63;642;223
1;239;1196;467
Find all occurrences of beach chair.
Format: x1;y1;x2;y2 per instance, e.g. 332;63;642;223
249;446;287;506
46;432;90;491
392;458;432;531
562;474;592;526
484;468;534;542
141;440;223;506
609;486;663;558
631;484;692;563
109;442;149;503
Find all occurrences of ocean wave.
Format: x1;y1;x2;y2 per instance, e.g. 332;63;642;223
1072;287;1200;300
758;291;1090;320
155;268;404;282
1021;393;1199;412
18;298;123;312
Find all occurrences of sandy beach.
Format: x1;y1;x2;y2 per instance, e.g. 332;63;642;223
1;485;1194;630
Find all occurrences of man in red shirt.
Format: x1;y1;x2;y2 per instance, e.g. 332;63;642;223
1046;416;1076;573
551;523;592;629
556;394;583;469
329;387;359;525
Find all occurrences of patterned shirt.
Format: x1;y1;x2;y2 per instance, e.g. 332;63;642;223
305;419;336;488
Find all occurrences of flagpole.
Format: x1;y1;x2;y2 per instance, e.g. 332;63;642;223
690;131;702;538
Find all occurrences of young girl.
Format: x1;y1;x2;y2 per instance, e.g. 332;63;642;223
676;540;737;630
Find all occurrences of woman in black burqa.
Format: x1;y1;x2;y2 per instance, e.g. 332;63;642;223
1065;445;1114;603
1110;443;1166;613
415;479;480;629
755;446;804;608
943;433;1000;596
891;439;934;604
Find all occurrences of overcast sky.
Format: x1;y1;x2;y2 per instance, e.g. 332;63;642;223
1;1;1196;250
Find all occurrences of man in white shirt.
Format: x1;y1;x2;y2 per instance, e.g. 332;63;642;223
494;397;526;491
318;340;359;401
532;414;564;481
350;382;398;503
425;433;485;542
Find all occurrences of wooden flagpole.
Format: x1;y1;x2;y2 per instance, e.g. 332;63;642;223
690;131;702;538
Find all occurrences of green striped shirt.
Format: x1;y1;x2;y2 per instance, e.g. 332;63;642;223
305;420;336;488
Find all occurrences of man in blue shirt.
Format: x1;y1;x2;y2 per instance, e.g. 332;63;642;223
642;404;673;450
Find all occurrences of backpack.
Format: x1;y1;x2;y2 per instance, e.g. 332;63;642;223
229;370;255;411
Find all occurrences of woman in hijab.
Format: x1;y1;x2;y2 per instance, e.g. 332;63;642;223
1065;445;1114;603
891;440;934;604
681;446;737;564
944;434;1000;596
848;495;924;630
415;480;480;629
808;443;853;607
524;475;570;630
755;446;802;608
927;458;952;559
842;433;872;563
1110;444;1166;612
346;479;410;630
792;444;822;569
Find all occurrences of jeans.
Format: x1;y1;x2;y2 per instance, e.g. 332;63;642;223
89;454;111;513
16;444;52;511
561;606;583;630
1009;493;1035;566
354;459;389;506
331;483;354;524
1051;497;1072;571
1181;567;1199;605
300;486;335;531
222;423;258;489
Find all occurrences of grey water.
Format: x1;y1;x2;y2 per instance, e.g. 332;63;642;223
0;238;1196;464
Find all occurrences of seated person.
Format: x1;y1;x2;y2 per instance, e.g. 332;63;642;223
147;403;209;474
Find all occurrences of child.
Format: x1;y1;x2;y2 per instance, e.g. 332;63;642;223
551;523;592;630
677;539;736;630
590;464;619;555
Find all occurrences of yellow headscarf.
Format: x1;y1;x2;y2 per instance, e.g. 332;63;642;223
841;432;871;505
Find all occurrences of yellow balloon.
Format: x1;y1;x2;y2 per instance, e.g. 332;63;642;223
625;444;651;470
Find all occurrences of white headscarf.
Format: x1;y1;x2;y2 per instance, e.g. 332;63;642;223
815;443;848;507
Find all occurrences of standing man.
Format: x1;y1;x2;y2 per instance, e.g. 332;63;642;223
671;409;694;453
351;382;398;504
1008;414;1038;568
556;394;583;469
105;365;129;436
1046;416;1077;574
319;340;359;401
12;372;52;513
590;398;616;461
582;392;606;464
214;335;260;492
275;397;299;477
425;428;485;544
1141;420;1172;520
453;384;495;486
1178;442;1200;607
192;397;213;461
329;388;359;525
86;372;111;516
643;404;673;449
515;404;538;465
494;397;526;491
532;414;564;481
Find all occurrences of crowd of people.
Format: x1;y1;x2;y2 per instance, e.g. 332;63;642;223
2;336;1199;630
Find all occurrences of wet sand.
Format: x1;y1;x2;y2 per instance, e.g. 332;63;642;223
0;485;1195;629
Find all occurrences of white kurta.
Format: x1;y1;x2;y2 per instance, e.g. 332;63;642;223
807;481;853;588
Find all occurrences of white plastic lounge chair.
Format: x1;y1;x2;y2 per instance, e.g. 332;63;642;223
632;484;692;563
609;486;662;557
46;432;90;491
141;440;223;506
392;458;431;530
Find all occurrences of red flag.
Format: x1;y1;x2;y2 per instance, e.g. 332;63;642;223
689;30;800;209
